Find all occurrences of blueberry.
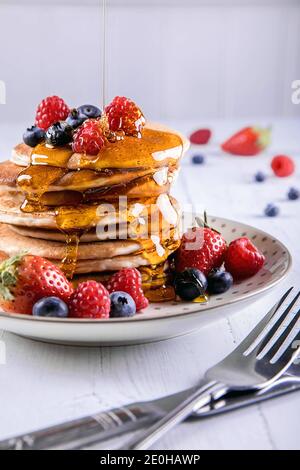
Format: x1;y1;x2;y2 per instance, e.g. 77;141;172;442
192;155;205;165
66;109;86;129
32;296;69;318
174;268;208;301
45;121;73;146
254;171;266;183
77;105;102;119
207;270;233;295
23;126;45;147
264;203;279;217
288;187;299;201
110;291;136;317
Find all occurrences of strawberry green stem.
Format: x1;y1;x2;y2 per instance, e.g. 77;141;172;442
253;126;272;150
0;252;27;301
195;213;221;234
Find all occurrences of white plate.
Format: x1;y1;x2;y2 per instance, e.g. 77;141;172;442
0;216;292;346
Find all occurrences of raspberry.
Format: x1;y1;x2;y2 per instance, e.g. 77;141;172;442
106;268;149;312
105;96;145;137
271;155;295;177
69;281;110;319
72;119;105;155
224;237;265;280
35;96;70;130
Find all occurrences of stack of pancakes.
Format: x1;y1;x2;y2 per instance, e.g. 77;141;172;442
0;122;189;299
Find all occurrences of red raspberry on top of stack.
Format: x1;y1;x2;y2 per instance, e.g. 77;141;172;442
105;96;145;137
35;95;70;130
72;119;105;155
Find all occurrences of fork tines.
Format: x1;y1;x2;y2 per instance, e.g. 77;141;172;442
257;289;300;362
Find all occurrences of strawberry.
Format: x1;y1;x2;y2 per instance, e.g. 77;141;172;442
0;253;73;315
221;126;271;156
271;155;295;177
106;268;149;311
224;237;265;280
175;225;227;276
189;128;211;145
69;281;110;319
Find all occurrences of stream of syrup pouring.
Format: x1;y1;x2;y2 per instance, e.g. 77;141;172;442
16;0;187;302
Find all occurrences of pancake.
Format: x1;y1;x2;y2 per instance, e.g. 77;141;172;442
9;220;178;243
0;160;154;189
73;264;169;288
14;164;176;196
73;255;149;273
11;123;189;170
0;161;20;188
0;224;142;260
0;189;180;232
11;143;29;167
0;190;56;228
9;225;129;242
0;239;148;273
0;162;178;204
0;217;180;262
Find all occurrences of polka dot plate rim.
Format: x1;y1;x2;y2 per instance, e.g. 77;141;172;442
0;215;292;346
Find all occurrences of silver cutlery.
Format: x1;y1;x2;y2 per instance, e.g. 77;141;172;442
124;287;300;450
1;370;300;450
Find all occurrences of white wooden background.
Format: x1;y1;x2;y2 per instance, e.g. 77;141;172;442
0;118;300;449
0;0;300;125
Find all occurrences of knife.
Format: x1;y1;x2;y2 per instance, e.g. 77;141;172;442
192;374;300;418
0;373;300;450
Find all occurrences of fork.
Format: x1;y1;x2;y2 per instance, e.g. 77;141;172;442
124;287;300;450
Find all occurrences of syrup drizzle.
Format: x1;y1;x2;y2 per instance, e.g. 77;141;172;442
101;0;107;111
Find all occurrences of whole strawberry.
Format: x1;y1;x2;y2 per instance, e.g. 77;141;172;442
69;281;110;319
106;268;149;312
105;96;145;137
221;126;271;156
189;128;211;145
72;119;105;155
35;95;70;130
175;226;227;276
224;237;265;280
0;253;73;315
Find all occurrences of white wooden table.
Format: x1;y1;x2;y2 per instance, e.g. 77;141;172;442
0;119;300;450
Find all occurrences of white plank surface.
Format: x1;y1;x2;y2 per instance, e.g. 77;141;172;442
0;119;300;449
